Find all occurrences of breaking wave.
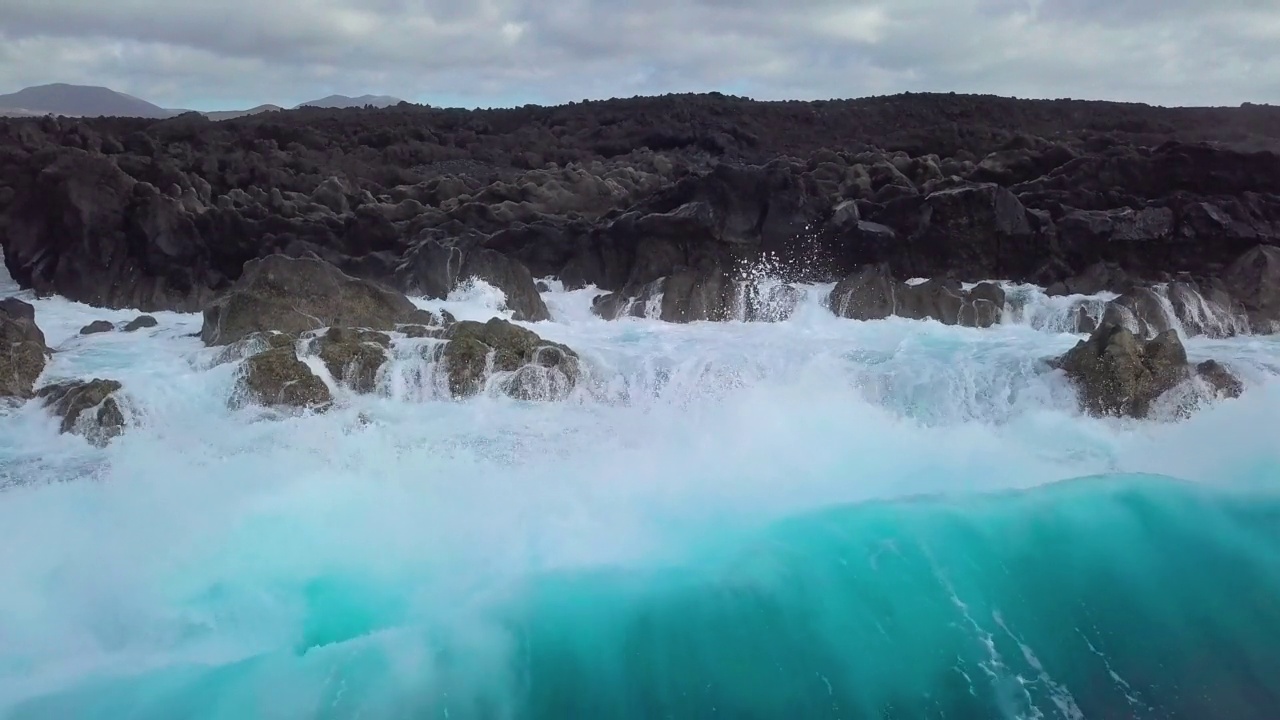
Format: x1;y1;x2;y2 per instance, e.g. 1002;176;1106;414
2;263;1279;719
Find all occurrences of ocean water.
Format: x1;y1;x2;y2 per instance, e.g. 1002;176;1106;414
2;265;1280;719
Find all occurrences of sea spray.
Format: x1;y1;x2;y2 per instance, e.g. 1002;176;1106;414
2;269;1280;718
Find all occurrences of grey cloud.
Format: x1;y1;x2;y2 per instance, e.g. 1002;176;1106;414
0;0;1276;110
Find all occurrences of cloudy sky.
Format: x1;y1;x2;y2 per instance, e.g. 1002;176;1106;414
1;0;1277;110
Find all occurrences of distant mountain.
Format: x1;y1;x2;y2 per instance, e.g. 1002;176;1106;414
0;83;412;119
0;107;49;118
203;104;284;121
294;94;404;109
0;83;178;118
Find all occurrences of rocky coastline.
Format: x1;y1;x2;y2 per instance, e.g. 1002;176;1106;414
2;92;1279;439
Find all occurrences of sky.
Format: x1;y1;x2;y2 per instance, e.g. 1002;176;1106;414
0;0;1278;111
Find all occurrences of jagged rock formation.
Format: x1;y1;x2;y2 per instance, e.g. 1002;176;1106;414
1053;323;1243;419
196;255;581;406
826;265;1005;328
0;93;1276;332
36;378;128;446
233;346;332;411
200;254;432;345
308;327;392;394
437;318;579;400
0;297;48;398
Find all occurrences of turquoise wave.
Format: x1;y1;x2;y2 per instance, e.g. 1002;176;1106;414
8;474;1280;720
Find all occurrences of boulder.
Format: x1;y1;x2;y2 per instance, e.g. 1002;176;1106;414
0;297;49;399
1045;262;1134;297
123;315;158;332
828;267;1004;327
1221;245;1280;333
896;280;1005;328
1056;207;1175;273
201;255;432;346
966;282;1008;328
1196;360;1244;399
592;278;665;321
908;184;1038;279
437;318;579;400
1054;324;1200;418
210;330;297;366
658;266;737;323
233;346;332;410
1095;280;1247;340
457;248;551;322
744;283;804;322
309;327;391;394
80;320;115;335
827;265;897;320
1075;306;1099;334
1164;280;1246;339
1099;287;1175;339
396;239;463;299
36;378;127;446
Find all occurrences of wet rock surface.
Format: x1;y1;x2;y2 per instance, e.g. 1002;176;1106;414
123;315;158;331
79;320;114;335
234;346;332;410
36;378;127;446
0;94;1276;329
0;297;48;399
1053;323;1243;418
826;265;1006;327
200;254;429;346
309;327;391;394
438;318;579;399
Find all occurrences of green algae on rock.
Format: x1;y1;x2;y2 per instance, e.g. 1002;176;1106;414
436;318;579;399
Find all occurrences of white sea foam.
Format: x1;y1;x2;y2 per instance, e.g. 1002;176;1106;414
2;261;1279;713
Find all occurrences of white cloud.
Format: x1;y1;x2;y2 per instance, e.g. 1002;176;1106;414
0;0;1276;110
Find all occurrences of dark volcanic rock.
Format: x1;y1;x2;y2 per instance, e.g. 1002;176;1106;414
123;315;158;331
828;265;898;320
743;282;804;322
0;297;48;399
457;248;551;322
1099;287;1175;339
1222;245;1280;333
827;266;1005;327
438;318;579;400
396;239;462;299
906;184;1037;279
2;149;220;311
1055;324;1189;418
1055;207;1174;273
1053;323;1240;418
201;254;429;345
309;327;391;394
80;320;115;335
36;378;127;446
1046;262;1134;297
3;93;1280;324
897;279;1005;328
1163;279;1247;339
234;346;332;410
1196;360;1244;399
657;266;737;323
1098;280;1247;340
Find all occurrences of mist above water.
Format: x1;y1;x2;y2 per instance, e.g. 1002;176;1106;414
2;261;1280;719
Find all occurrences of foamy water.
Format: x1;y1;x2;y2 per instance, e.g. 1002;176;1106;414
2;264;1280;719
